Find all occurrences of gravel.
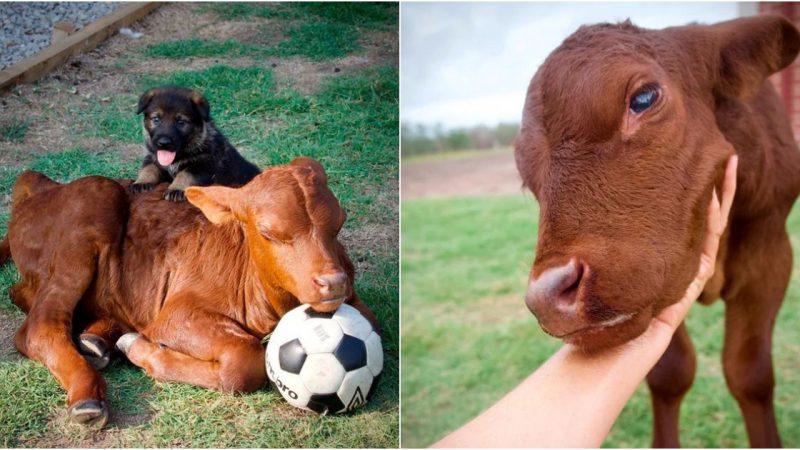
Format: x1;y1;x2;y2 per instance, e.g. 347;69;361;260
1;2;123;70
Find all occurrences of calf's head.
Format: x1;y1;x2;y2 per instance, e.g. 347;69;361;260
185;157;352;313
515;15;800;350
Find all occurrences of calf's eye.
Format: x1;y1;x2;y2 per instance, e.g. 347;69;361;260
176;119;187;126
151;116;161;125
629;86;659;114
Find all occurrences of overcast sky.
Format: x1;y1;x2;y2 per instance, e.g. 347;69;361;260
401;2;743;129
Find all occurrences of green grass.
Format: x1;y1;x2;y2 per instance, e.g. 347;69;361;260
401;194;800;448
139;65;281;120
0;119;30;142
197;2;301;21
0;360;65;446
273;21;360;60
81;62;398;226
295;2;398;27
142;39;265;59
198;2;397;28
0;148;136;200
143;23;360;62
149;2;398;63
0;3;397;447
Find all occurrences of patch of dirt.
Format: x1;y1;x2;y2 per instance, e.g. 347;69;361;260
0;3;398;158
194;19;285;46
23;408;152;448
402;151;525;200
355;29;399;69
340;176;399;275
0;310;24;362
269;28;398;95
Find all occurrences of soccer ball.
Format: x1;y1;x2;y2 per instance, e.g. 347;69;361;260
265;303;383;415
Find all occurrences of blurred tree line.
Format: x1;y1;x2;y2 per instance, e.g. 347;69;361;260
401;122;519;157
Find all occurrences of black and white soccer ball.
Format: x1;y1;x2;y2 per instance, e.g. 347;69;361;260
265;303;383;415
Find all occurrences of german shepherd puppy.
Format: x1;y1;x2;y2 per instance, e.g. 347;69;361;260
131;86;261;201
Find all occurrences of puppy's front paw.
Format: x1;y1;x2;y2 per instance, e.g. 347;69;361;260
130;182;154;193
165;189;186;202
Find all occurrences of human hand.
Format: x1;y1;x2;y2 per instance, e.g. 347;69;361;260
642;155;738;342
433;155;739;449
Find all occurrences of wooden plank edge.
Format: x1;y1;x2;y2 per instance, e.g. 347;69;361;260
0;2;161;94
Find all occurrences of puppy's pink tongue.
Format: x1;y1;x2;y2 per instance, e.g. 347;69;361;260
157;150;176;166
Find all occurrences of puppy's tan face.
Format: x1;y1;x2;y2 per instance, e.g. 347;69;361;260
137;87;210;167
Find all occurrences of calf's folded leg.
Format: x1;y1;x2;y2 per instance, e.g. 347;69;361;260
8;174;127;428
77;317;124;370
117;333;225;390
118;309;267;393
16;287;109;428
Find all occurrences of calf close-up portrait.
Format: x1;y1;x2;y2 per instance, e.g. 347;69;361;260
400;3;800;449
515;14;800;448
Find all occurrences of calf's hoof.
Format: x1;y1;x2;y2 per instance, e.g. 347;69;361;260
68;399;109;429
115;332;140;356
78;334;111;370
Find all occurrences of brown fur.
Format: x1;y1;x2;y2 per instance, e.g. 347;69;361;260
0;157;377;427
515;16;800;447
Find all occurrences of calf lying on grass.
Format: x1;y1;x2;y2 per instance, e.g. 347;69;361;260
0;157;378;428
515;15;800;447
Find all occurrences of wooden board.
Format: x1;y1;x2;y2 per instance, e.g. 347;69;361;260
0;2;160;94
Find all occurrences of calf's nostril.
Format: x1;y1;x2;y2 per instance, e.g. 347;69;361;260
524;259;591;337
527;259;584;308
553;260;583;306
313;272;349;296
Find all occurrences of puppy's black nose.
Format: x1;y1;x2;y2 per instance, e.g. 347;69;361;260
155;136;173;148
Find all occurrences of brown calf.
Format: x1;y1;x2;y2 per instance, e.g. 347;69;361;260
0;157;377;428
515;16;800;447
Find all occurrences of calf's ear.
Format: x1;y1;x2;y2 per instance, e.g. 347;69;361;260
290;157;328;185
185;186;239;225
709;15;800;99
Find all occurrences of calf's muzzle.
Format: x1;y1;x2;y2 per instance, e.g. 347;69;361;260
525;258;592;337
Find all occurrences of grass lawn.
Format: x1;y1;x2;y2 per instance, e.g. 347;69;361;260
401;194;800;448
401;146;513;165
0;3;397;448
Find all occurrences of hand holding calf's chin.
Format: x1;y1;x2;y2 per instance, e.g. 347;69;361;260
588;154;738;354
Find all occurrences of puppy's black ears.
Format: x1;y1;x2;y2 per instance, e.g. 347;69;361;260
137;88;162;114
190;91;211;122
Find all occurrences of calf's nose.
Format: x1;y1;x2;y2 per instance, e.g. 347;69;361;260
525;258;590;337
313;272;349;298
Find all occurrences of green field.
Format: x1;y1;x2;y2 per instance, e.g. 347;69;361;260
0;3;397;448
401;194;800;448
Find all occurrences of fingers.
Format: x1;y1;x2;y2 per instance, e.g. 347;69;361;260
720;155;738;226
698;155;738;281
697;190;721;281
